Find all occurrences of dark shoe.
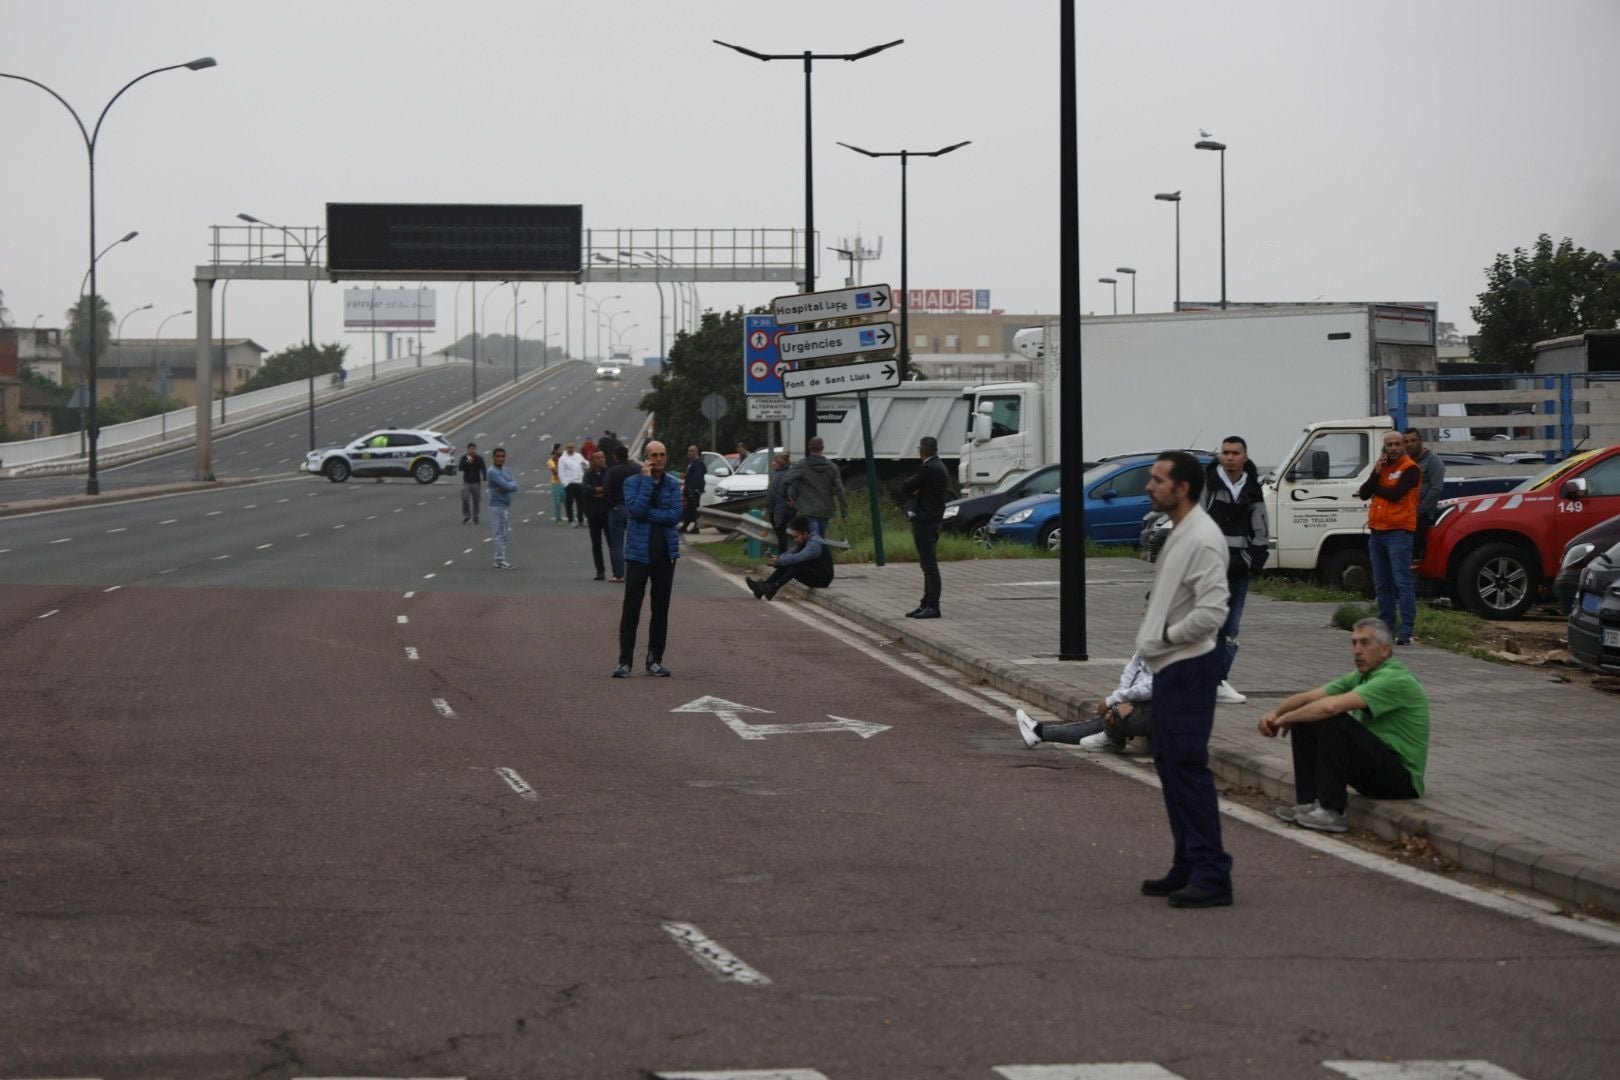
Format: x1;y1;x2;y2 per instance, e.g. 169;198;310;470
594;573;606;581
912;607;941;620
1141;873;1190;897
611;664;632;679
904;606;926;618
1396;635;1412;646
462;518;470;524
1167;884;1233;909
746;577;766;600
645;657;671;677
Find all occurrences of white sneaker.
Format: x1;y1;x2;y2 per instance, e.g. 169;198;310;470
1295;804;1349;833
1216;680;1247;704
1015;708;1040;749
1274;799;1317;824
1079;731;1126;753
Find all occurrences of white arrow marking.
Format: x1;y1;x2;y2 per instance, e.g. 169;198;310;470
670;698;887;740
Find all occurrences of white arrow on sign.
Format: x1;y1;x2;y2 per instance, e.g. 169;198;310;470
776;321;896;363
780;358;902;400
772;283;893;322
671;696;890;740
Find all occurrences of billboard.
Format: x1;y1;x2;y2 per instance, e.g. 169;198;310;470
907;288;991;312
344;287;437;330
325;203;583;279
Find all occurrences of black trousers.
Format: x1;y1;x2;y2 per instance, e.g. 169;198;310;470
1290;712;1418;813
619;558;675;665
764;561;833;595
913;522;941;608
587;510;610;574
1150;650;1232;892
564;483;584;522
680;493;702;531
1038;701;1154;744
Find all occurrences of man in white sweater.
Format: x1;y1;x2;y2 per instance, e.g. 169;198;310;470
557;442;588;526
1136;451;1233;909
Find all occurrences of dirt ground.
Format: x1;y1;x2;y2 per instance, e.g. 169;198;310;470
1464;602;1620;696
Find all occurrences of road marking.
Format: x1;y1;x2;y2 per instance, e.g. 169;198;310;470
243;504;257;509
366;514;378;520
671;697;888;740
257;543;274;550
392;507;403;513
444;559;454;566
995;1068;1187;1079
0;549;9;554
463;548;473;555
404;646;419;660
1324;1064;1529;1080
403;591;415;599
297;532;310;538
332;523;345;529
655;1073;829;1079
49;537;72;544
206;510;223;516
160;518;177;524
160;568;176;574
423;573;436;580
494;767;539;801
38;609;59;620
277;498;289;504
105;527;127;534
660;922;771;986
431;698;455;718
397;615;409;624
103;585;122;593
213;555;230;561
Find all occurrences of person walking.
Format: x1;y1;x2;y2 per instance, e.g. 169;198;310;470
459;442;487;525
614;441;682;678
547;443;566;525
764;451;794;554
604;444;639;583
1359;430;1420;645
1137;451;1232;909
487;447;518;570
785;436;848;540
558;442;588;527
746;515;835;599
1201;436;1269;704
583;449;612;581
679;444;706;535
901;436;951;620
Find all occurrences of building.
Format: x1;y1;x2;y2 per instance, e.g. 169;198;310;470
0;330;60;438
904;311;1046;382
98;338;268;405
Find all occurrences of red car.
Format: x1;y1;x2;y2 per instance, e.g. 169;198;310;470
1417;445;1620;618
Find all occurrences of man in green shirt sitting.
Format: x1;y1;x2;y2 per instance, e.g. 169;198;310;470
1257;617;1429;834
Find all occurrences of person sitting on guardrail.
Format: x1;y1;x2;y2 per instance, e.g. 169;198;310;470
1015;651;1154;753
747;515;834;601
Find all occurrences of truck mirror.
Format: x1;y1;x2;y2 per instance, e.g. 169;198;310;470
1308;450;1330;479
972;413;992;443
1561;477;1588;499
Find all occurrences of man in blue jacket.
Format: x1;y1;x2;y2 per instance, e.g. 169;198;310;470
486;446;518;570
614;440;683;678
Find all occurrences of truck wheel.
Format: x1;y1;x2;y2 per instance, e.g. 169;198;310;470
413;459;439;484
1039;521;1062;552
1456;542;1537;620
324;459;350;483
1319;547;1372;596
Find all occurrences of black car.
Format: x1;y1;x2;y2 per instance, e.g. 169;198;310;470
1554;512;1620;613
1567;537;1620;675
942;463;1065;541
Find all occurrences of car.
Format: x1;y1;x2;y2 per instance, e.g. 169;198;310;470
595;364;622;380
695;450;734;510
1554;512;1620;613
1567;536;1620;675
943;464;1065;542
986;452;1214;550
305;428;455;484
711;448;784;503
1416;444;1620;618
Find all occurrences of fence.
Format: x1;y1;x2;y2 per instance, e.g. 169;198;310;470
1387;372;1620;460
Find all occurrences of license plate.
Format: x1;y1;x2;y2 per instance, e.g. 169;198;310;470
1604;627;1620;649
1583;591;1602;613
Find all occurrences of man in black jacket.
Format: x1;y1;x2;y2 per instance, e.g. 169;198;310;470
678;444;706;535
901;436;951;619
746;515;834;599
459;442;487;524
1200;436;1270;703
582;449;612;581
603;444;641;583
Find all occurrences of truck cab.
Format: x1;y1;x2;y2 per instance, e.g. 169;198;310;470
1264;417;1391;592
961;381;1042;494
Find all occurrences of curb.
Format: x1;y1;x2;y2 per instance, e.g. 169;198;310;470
0;477;263;518
792;579;1620;914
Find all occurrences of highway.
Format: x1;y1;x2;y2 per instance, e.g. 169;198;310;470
2;361;1617;1077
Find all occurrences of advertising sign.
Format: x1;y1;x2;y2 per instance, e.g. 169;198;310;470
344;287;437;330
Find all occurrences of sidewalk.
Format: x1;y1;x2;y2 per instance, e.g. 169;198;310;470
771;555;1620;912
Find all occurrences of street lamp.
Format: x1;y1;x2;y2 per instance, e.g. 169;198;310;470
1194;139;1227;309
101;302;151;458
1098;276;1118;315
219;252;282;424
506;290;526;384
78;230;138;295
579;291;620;363
237;211;324;450
716;35;903;441
153;307;190;439
616;250;670;363
3;55;217;493
837;139;971;378
1115;267;1137;314
1154;191;1182;311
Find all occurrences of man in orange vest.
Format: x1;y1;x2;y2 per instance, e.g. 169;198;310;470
1358;430;1420;645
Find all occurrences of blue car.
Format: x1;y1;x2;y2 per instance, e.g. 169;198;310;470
987;453;1214;550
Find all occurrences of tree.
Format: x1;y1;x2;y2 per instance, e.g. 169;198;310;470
1470;234;1620;372
0;288;12;327
236;342;348;394
637;308;768;453
1436;321;1467;347
65;294;114;361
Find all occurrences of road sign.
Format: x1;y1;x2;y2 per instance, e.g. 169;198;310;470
771;283;893;323
746;396;795;422
743;313;796;396
67;385;90;410
780;358;901;400
776;320;896;363
700;393;730;421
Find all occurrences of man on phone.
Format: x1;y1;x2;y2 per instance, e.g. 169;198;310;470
614;441;683;678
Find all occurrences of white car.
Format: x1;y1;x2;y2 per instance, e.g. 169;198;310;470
305;428;456;484
711;448;783;502
595;364;623;380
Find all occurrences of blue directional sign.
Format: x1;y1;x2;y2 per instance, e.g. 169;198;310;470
743;313;797;396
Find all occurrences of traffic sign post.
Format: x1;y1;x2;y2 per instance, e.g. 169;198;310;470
744;313;796;396
779;358;901;399
771;283;892;323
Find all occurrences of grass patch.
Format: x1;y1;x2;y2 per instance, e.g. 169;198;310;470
1250;575;1362;604
1331;602;1376;630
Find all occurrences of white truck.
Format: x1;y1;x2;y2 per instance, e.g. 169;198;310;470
958;304;1439;496
785;379;973;484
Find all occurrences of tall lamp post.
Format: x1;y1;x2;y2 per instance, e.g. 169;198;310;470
1115;267;1137;314
237;212;325;449
506;291;526;384
78;230;138;295
3;56;217;494
219;251;282;425
1154;191;1182;311
716;36;903;442
836;139;970;379
617;250;668;362
1194;139;1227;309
152;307;190;439
101;302;151;458
1098;276;1118;315
579;291;620;364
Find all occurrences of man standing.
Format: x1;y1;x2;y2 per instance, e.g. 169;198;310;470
678;444;706;535
1359;431;1420;645
1137;451;1232;908
614;441;682;678
603;444;639;583
583;449;612;581
1260;617;1429;834
1201;436;1269;704
746;515;835;600
1403;427;1446;560
901;435;950;620
459;442;487;525
487;447;518;570
558;441;588;527
785;436;848;540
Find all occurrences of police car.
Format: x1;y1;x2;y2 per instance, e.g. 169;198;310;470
305;428;456;484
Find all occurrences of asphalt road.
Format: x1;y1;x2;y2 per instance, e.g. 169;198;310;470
3;366;1618;1078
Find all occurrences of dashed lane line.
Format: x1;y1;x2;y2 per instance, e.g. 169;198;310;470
49;537;71;544
431;698;456;719
257;544;274;550
206;510;223;517
37;609;59;620
423;573;437;580
404;646;419;661
103;585;122;593
212;555;230;561
105;527;126;534
397;615;409;624
160;519;177;525
403;591;415;599
494;767;539;801
660;922;771;986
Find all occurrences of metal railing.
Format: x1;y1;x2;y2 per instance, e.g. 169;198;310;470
1389;372;1620;459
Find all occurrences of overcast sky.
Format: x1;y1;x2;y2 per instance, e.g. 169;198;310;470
3;0;1617;364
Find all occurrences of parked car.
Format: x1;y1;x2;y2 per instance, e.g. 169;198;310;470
305;428;455;484
1554;512;1620;613
693;450;734;509
942;464;1063;542
1567;536;1620;675
1417;445;1620;618
986;453;1214;550
711;448;784;503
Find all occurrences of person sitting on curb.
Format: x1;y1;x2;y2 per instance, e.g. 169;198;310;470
1258;616;1429;834
1015;651;1154;753
746;516;834;600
